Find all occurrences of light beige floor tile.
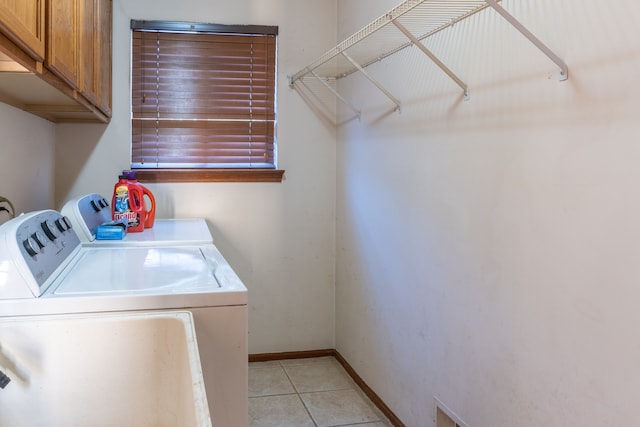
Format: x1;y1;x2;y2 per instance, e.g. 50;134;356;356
300;389;381;427
284;358;353;392
249;366;295;397
351;385;394;424
340;423;391;427
249;394;315;427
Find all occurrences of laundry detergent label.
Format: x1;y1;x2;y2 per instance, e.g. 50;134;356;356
113;185;140;227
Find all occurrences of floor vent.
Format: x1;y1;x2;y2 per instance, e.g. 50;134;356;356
435;397;468;427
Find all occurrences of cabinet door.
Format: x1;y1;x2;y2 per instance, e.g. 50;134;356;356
0;0;45;61
94;0;111;116
46;0;78;89
78;0;95;104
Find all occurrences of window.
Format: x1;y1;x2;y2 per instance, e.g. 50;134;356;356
130;20;282;182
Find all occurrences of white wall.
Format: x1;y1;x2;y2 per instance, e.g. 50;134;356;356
54;0;338;353
0;102;55;219
335;0;640;426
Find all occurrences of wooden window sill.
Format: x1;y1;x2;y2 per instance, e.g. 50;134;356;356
133;169;285;183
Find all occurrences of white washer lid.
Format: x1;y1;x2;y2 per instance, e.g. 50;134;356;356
51;246;220;296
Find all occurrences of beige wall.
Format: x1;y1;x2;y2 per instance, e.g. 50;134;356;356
0;102;55;218
335;0;640;426
54;0;338;353
10;1;635;424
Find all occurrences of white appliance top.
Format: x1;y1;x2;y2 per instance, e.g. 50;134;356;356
115;219;213;245
61;193;213;245
0;209;247;315
51;246;220;296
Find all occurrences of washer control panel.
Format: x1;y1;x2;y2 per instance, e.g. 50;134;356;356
0;210;80;297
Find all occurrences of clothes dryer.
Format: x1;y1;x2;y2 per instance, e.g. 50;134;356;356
61;193;213;246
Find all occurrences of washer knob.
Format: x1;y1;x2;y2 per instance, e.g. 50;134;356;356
31;231;47;248
41;219;60;240
23;237;41;256
55;217;69;232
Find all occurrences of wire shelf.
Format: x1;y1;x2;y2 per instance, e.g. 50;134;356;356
289;0;567;123
291;0;491;83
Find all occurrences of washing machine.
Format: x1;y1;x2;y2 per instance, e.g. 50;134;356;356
61;193;213;245
0;210;248;427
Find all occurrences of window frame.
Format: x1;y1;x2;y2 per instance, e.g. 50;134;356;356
130;20;283;183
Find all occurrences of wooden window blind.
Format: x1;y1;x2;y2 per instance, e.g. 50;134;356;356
131;21;277;170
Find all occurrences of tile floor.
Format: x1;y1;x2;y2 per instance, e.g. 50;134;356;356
249;356;393;427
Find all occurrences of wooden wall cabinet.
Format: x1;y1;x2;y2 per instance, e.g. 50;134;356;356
94;0;111;117
0;0;45;62
78;0;112;117
46;0;78;89
0;0;112;123
78;0;96;104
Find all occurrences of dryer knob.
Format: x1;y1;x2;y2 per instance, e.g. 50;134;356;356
41;219;60;240
62;216;73;229
23;237;41;256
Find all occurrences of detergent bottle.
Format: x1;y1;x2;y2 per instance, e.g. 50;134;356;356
112;174;145;232
123;170;156;228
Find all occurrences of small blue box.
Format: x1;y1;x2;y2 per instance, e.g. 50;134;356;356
96;219;128;240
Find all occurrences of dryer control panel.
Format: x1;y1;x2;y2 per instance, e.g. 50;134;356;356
61;193;111;242
0;210;81;298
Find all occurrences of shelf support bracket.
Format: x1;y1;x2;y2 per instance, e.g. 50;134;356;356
484;0;568;81
308;69;361;119
392;19;470;101
341;51;402;113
